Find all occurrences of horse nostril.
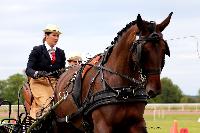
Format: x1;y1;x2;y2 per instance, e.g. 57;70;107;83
148;90;156;98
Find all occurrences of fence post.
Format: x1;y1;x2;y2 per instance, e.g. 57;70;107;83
153;110;156;121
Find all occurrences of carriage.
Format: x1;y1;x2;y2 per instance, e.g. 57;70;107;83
0;12;172;133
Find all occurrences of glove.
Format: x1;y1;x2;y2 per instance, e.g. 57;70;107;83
34;71;48;78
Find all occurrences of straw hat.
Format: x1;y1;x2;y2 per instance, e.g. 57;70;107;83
43;24;62;34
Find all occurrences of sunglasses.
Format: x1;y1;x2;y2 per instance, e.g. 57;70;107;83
68;60;82;63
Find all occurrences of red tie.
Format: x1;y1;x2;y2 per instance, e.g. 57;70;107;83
51;50;56;64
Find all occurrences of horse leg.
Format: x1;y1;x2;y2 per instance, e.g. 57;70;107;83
128;118;148;133
93;120;112;133
92;110;112;133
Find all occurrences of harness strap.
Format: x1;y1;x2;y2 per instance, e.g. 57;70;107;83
143;68;161;75
83;85;148;116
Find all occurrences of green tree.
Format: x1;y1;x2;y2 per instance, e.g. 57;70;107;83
180;96;189;103
1;73;26;104
0;80;7;99
180;95;197;103
150;77;183;103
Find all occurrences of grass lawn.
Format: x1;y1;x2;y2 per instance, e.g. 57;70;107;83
1;105;200;132
144;114;200;133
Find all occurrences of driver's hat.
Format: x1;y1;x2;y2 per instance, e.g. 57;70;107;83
43;24;62;34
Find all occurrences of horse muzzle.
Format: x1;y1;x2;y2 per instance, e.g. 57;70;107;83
146;75;161;98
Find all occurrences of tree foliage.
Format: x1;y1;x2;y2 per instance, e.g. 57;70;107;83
0;74;199;104
149;77;183;103
0;80;7;95
0;73;26;104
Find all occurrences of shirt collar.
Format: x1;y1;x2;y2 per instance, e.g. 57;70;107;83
44;42;57;51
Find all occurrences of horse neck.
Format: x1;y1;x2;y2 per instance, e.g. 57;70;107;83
105;25;139;78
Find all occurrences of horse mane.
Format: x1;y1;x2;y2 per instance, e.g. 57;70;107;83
84;20;138;64
111;20;136;45
101;20;138;64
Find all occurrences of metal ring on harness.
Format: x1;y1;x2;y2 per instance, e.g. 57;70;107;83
132;89;135;95
116;88;135;100
59;91;69;100
59;92;61;98
64;91;69;100
66;115;69;123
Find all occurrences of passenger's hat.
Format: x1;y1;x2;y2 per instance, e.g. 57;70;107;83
67;52;83;62
43;24;62;34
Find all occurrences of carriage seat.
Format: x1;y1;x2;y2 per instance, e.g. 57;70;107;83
22;81;33;114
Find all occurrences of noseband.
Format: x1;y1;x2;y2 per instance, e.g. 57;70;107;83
130;21;168;75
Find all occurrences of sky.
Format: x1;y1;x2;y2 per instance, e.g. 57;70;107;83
0;0;200;96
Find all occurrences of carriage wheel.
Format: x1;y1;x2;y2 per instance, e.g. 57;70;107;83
0;126;9;133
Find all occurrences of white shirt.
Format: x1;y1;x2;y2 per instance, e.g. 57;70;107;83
44;42;57;60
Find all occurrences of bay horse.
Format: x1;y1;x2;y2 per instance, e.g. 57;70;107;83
54;12;173;133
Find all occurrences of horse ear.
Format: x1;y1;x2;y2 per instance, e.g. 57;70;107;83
136;14;144;30
158;12;173;32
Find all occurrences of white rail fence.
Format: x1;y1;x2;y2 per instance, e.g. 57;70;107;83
1;103;200;119
145;103;200;121
1;103;200;110
145;103;200;111
1;103;200;112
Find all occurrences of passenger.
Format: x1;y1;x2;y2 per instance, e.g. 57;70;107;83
67;52;83;67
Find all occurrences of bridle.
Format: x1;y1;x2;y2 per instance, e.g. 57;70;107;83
130;21;169;76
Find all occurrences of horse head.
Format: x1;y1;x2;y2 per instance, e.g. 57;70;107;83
132;12;173;98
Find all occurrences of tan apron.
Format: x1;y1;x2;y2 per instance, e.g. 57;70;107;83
29;77;57;119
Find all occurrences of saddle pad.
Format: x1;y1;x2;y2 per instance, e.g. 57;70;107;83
82;55;101;78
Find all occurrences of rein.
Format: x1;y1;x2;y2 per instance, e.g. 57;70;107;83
84;63;146;85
